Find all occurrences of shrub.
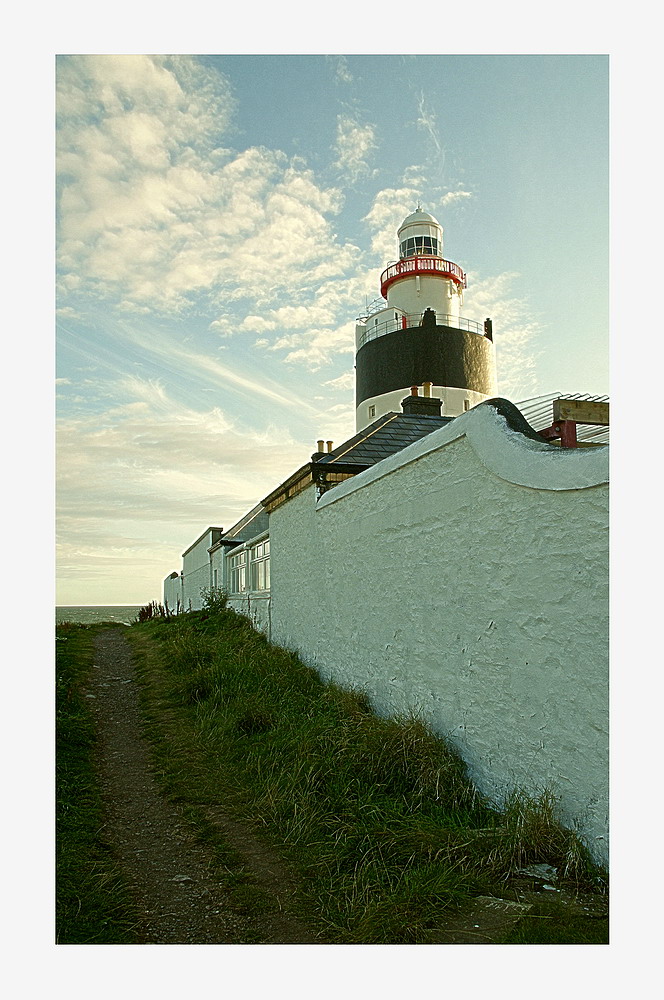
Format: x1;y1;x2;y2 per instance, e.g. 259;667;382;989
200;587;229;615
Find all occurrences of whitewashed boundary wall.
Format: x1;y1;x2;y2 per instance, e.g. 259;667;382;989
269;403;609;865
181;527;223;611
227;594;271;637
163;571;183;612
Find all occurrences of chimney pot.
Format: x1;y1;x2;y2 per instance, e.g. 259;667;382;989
326;441;333;453
411;385;419;396
401;392;443;417
423;382;432;397
317;439;324;452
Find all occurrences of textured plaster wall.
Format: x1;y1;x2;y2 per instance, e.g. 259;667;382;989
163;574;182;611
388;274;460;316
356;386;489;431
182;537;213;611
270;406;609;864
227;594;271;637
209;547;227;594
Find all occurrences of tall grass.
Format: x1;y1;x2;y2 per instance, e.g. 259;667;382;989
135;607;602;943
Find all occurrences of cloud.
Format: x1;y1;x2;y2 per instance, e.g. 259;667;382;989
416;92;444;163
268;323;355;371
57;56;357;317
58;309;319;415
441;190;472;207
463;271;540;400
247;268;378;369
323;372;354;391
56;384;313;601
333;114;377;183
329;56;353;84
363;185;422;260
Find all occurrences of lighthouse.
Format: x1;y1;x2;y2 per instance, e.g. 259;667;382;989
355;208;497;431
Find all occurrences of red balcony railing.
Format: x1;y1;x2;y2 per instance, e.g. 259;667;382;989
380;256;467;299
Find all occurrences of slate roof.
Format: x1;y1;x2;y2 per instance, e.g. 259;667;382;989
208;503;269;551
261;410;454;512
224;503;269;540
316;411;454;468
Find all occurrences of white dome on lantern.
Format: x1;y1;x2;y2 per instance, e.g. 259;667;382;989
397;208;443;260
398;208;441;231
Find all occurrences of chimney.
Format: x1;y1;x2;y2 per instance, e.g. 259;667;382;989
401;384;443;417
312;439;327;460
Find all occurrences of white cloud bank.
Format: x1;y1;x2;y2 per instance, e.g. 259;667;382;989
56;380;311;603
57;55;359;317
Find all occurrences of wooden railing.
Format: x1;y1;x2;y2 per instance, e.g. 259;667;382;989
539;399;609;448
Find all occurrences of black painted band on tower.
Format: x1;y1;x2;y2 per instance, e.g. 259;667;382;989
355;323;496;407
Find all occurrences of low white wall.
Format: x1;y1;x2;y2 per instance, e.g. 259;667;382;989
270;405;609;864
163;573;182;612
182;531;217;610
182;563;211;610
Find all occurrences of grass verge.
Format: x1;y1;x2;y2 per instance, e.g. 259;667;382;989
55;622;139;943
129;603;608;944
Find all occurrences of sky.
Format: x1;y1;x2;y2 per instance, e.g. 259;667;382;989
55;53;609;606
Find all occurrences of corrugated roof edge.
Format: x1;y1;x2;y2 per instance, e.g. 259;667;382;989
316;397;609;509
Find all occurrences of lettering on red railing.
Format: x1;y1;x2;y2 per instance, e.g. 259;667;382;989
380;257;466;296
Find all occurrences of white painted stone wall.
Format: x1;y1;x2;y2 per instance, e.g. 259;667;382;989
163;572;183;612
227;594;271;637
356;386;490;431
388;273;461;317
182;529;219;610
269;405;609;864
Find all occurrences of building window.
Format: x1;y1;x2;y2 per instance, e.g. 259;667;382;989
213;568;218;588
368;405;376;418
464;398;470;411
250;541;270;591
229;551;247;593
229;540;270;594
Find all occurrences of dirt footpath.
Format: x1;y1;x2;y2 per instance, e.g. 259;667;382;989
88;628;314;944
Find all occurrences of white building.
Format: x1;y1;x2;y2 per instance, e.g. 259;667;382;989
162;208;609;864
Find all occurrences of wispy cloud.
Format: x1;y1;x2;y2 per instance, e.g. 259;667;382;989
56;383;312;601
323;372;354;391
329;56;353;85
57;56;357;318
333;114;377;183
441;190;472;207
363;185;422;260
463;272;540;400
416;92;444;163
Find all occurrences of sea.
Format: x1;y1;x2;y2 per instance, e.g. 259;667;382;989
56;606;143;626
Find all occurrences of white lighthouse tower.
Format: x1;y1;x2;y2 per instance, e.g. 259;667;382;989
355;207;497;431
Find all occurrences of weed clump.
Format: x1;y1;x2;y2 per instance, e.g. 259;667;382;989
487;788;592;880
137;600;169;623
